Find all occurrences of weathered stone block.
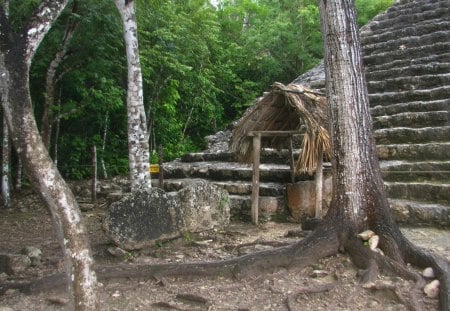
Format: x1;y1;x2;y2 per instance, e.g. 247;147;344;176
287;177;332;222
104;180;230;250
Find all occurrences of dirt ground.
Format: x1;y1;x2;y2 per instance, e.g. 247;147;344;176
0;188;449;311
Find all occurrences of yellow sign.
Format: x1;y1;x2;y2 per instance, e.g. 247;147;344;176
150;164;159;173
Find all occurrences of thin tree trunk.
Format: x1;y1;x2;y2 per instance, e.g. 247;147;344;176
91;146;97;204
14;156;22;191
1;2;98;309
2;110;10;209
53;89;62;165
41;1;79;149
101;112;109;179
114;0;151;191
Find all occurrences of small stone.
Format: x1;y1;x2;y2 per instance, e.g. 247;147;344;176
21;246;42;266
310;270;329;278
424;279;440;298
422;267;435;278
368;235;379;250
357;230;375;240
47;296;69;305
0;272;7;282
107;247;128;258
367;300;379;308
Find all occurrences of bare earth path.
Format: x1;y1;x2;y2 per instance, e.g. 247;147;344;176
0;191;448;310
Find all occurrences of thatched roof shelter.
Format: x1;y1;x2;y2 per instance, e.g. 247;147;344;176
230;82;331;174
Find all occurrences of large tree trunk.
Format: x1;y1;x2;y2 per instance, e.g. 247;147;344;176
114;0;151;191
318;0;449;308
318;0;394;235
0;2;98;309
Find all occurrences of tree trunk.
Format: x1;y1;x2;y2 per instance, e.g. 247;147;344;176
101;112;109;179
1;109;10;210
318;0;404;259
318;1;449;308
41;3;79;149
114;0;151;191
0;2;98;309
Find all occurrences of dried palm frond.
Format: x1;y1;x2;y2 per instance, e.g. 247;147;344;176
230;82;330;174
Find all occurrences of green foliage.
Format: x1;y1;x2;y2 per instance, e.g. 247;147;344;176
356;0;395;26
15;0;394;179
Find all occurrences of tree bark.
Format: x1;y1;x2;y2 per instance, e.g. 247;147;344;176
114;0;151;191
318;1;449;309
0;2;98;309
1;110;10;210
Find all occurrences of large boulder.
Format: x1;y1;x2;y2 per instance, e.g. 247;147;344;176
103;180;230;250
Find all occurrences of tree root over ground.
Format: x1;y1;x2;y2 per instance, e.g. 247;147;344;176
1;222;449;310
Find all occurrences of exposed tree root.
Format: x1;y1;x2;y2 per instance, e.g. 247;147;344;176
344;227;450;311
399;235;450;311
363;280;421;311
1;222;448;310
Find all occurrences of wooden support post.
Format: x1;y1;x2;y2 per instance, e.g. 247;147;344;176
315;147;323;219
251;133;261;225
92;146;97;205
288;135;295;183
158;144;164;188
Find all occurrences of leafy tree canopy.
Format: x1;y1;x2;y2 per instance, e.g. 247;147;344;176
15;0;393;179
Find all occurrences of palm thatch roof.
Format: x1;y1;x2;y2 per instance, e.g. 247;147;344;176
230;82;330;174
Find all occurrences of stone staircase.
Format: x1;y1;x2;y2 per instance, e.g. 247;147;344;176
156;0;450;226
155;141;318;221
364;0;450;226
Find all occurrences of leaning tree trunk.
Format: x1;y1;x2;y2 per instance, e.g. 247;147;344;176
114;0;151;191
0;1;98;309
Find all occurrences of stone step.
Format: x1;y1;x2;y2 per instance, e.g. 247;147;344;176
368;73;450;93
363;30;450;56
373;111;448;129
377;142;450;161
380;0;449;17
371;99;449;117
160;178;286;197
369;85;450;107
361;20;450;45
180;152;234;163
162;161;314;183
366;4;449;34
229;195;287;221
180;148;302;165
363;41;450;70
380;160;450;182
375;126;450;144
365;52;450;72
389;198;450;227
385;182;450;204
366;62;450;83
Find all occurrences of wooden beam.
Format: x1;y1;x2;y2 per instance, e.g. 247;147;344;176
288;135;295;183
248;130;303;137
251;133;261;225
